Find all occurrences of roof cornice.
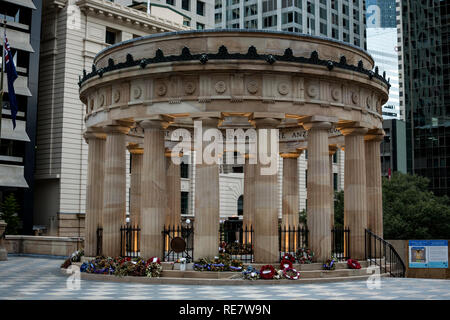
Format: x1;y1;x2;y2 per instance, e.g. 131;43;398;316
75;0;190;32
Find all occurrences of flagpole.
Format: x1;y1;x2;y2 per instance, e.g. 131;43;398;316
0;15;5;145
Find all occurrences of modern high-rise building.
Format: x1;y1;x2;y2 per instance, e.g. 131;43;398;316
214;0;368;50
366;0;400;119
0;0;41;234
380;119;407;176
397;0;450;196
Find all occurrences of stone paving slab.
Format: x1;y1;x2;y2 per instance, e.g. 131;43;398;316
1;255;449;300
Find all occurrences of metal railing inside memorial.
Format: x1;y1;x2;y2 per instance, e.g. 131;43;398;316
219;224;254;263
120;225;140;258
96;227;102;256
162;225;194;262
278;225;309;261
365;229;406;277
331;227;350;261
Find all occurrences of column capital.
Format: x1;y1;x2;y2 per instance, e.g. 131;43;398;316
302;121;333;131
103;124;130;135
193;116;221;128
83;128;106;141
127;143;144;154
329;145;339;155
340;127;369;136
140;119;169;130
365;128;385;142
280;152;300;159
253;117;281;129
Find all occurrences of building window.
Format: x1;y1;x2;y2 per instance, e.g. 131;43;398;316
333;152;337;163
181;192;189;215
182;0;190;11
263;15;277;27
181;162;189;178
197;22;205;29
166;0;175;5
105;29;118;45
197;1;205;16
333;173;338;191
237;195;243;216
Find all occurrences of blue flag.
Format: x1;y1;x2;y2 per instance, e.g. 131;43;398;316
4;32;18;129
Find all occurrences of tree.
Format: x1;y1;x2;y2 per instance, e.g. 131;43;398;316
0;193;21;235
382;172;450;239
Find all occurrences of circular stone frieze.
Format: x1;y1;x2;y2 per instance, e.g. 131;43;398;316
113;90;120;103
278;82;289;95
156;83;167;96
307;84;318;98
351;91;359;105
133;86;142;99
99;94;105;107
246;80;258;94
366;95;372;108
215;81;227;94
331;87;341;101
184;81;196;94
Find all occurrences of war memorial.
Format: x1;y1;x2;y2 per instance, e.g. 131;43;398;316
77;29;390;274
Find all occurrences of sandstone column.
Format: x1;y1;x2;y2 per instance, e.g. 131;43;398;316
193;117;220;260
84;130;106;257
253;118;280;263
140;119;167;258
303;121;333;262
102;125;129;257
243;154;255;231
128;144;143;227
165;150;182;228
365;129;384;238
329;145;338;229
281;152;300;228
341;126;369;259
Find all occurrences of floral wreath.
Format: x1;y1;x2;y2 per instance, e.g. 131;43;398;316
242;266;260;280
323;258;336;270
146;262;162;277
259;265;276;279
283;267;300;280
280;259;293;270
281;253;296;264
296;248;314;264
347;259;361;269
146;256;161;266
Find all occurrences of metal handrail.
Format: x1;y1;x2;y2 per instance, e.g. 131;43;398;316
365;228;406;277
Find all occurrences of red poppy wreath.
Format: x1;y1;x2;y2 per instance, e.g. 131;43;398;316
283;267;300;280
260;265;276;279
280;259;293;270
347;259;361;269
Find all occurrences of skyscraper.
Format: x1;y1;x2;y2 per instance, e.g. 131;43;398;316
397;0;450;196
214;0;368;50
366;0;400;119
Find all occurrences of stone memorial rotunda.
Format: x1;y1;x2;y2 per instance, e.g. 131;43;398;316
78;30;389;264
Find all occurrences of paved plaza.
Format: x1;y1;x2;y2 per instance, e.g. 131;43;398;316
0;255;449;300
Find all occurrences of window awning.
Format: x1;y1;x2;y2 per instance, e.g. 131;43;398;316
0;164;29;188
0;28;34;53
1;74;32;96
2;0;37;10
1;119;30;142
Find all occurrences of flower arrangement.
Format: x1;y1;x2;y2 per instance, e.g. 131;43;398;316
283;267;300;280
281;253;296;264
242;266;260;280
79;256;163;278
280;259;293;270
229;259;243;272
193;254;244;272
220;241;253;255
296;248;314;264
323;257;337;270
61;248;85;269
347;259;361;269
259;265;277;279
